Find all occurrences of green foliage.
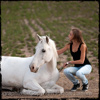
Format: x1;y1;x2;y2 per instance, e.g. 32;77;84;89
1;1;98;61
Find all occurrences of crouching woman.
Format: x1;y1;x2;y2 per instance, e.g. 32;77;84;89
57;28;92;91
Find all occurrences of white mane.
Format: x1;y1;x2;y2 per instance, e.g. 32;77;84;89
48;38;58;59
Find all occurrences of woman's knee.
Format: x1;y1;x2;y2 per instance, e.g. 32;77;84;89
63;68;70;75
76;71;83;77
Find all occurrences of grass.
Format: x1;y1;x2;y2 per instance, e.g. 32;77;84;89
1;1;99;64
89;77;94;80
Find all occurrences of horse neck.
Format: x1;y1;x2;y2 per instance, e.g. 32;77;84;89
46;56;57;72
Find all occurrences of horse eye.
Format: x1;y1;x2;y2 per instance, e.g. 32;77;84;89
42;49;46;53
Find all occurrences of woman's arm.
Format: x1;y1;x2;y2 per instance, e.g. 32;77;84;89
57;44;70;55
69;44;86;64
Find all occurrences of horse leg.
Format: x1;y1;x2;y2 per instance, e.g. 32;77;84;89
45;84;64;94
21;81;45;96
42;81;64;94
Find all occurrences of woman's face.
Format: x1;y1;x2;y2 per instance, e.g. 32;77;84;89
68;31;74;41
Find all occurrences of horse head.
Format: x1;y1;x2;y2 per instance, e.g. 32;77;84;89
29;34;58;73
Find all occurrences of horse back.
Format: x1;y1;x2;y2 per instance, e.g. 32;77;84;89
1;56;32;87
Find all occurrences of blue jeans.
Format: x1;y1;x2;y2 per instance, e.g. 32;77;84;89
64;64;92;85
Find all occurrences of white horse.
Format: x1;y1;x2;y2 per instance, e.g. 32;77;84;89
1;35;64;95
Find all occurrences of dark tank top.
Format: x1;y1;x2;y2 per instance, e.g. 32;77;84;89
70;43;91;67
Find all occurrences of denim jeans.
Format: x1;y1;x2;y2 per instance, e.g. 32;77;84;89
63;64;92;85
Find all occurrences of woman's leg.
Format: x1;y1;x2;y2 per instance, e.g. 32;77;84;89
75;65;92;84
64;67;80;85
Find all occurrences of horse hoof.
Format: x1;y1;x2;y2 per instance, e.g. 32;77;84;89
60;88;64;94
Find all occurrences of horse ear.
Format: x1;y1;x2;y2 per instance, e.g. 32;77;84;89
46;36;49;44
37;34;41;41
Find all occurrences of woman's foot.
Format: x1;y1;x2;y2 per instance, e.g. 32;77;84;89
82;83;88;91
71;83;80;91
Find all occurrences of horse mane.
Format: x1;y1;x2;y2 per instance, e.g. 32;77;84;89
48;38;58;59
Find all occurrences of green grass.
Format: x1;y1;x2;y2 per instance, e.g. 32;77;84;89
1;1;99;63
89;77;94;80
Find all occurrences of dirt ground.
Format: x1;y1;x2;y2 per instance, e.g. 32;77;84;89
2;63;99;99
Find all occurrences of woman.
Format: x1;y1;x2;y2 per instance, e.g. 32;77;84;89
57;28;92;91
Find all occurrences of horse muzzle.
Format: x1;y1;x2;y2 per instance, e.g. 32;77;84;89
30;66;38;73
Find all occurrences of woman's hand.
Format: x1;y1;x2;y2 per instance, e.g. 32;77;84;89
59;62;69;72
63;62;69;67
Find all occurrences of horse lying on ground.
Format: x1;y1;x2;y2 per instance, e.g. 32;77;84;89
1;35;64;95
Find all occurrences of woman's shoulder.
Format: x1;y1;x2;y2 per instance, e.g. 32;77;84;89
80;43;87;50
81;43;86;47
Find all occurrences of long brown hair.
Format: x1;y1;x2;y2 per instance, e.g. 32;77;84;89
70;27;87;53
